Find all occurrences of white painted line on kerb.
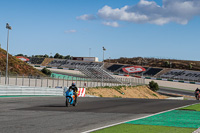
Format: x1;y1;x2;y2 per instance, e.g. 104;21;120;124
82;102;199;133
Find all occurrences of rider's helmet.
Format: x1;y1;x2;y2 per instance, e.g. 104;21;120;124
72;82;76;86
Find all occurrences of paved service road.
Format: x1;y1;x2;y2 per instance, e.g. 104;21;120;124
159;87;194;96
0;97;198;133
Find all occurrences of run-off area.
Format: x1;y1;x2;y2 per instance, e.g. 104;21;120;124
92;104;200;133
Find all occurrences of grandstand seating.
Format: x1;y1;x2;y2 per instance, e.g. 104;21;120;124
77;65;123;84
143;68;163;76
47;59;66;67
107;64;125;72
47;59;103;69
29;58;45;65
161;69;200;81
107;65;162;77
114;66;149;75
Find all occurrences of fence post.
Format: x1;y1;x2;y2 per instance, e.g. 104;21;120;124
22;75;24;86
35;77;37;87
8;74;9;85
87;78;88;87
90;79;93;87
57;76;59;87
47;78;49;87
41;77;43;87
67;76;69;87
80;77;81;87
63;76;65;88
0;72;1;84
29;76;31;86
16;75;18;85
52;77;54;88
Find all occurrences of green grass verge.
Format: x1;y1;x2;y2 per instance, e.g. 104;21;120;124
92;124;196;133
126;110;200;128
179;103;200;111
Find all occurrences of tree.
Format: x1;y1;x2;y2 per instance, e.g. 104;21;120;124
164;61;170;67
44;54;49;58
64;55;71;59
149;81;159;92
58;55;64;59
41;68;52;76
15;54;24;56
189;63;193;70
54;53;60;58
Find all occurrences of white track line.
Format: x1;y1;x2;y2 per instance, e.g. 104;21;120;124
82;102;199;133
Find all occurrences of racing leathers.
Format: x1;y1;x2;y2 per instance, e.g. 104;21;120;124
69;85;78;101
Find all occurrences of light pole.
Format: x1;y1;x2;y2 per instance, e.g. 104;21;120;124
89;48;91;57
5;23;12;85
102;47;106;86
102;47;106;62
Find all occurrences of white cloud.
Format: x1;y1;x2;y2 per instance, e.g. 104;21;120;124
65;30;77;33
97;0;200;25
102;21;119;27
76;14;96;20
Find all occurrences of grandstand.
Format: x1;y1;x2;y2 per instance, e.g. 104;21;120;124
29;57;45;65
105;64;162;77
47;59;103;69
77;65;123;84
143;68;163;77
47;59;66;67
107;64;125;72
160;69;200;81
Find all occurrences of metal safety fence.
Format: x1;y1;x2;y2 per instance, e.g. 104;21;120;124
0;73;145;89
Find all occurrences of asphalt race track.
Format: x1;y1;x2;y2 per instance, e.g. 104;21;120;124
0;97;199;133
159;87;194;96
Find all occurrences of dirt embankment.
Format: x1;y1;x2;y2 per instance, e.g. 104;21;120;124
86;85;167;99
0;48;45;76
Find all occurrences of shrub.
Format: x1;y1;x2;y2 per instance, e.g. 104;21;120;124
41;68;52;76
149;81;159;92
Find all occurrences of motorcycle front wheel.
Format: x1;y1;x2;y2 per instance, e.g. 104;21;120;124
66;98;70;107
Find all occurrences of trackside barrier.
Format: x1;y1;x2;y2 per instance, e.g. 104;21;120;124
78;88;86;97
143;77;200;85
63;87;86;97
0;85;63;96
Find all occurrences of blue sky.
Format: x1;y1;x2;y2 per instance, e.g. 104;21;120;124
0;0;200;61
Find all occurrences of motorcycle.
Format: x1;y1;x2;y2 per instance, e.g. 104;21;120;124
65;88;77;107
195;91;200;100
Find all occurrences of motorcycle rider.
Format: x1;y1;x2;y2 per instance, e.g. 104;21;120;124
194;88;200;99
69;82;78;102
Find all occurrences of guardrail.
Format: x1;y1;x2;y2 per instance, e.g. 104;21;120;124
0;85;63;96
143;77;200;85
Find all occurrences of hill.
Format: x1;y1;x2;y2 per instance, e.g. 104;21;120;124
105;57;200;71
0;48;45;76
